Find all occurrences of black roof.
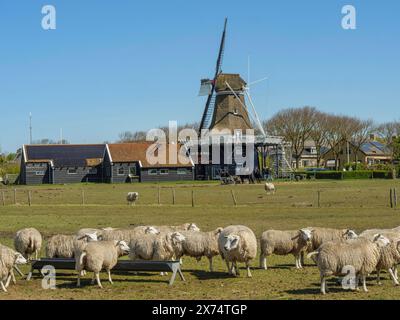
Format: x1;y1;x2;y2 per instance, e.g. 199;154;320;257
24;144;106;167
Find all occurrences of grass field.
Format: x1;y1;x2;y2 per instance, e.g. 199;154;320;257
0;179;400;300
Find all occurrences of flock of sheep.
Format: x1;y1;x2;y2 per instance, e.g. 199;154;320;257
2;222;400;295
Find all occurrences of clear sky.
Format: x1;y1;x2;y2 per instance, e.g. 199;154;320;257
0;0;399;152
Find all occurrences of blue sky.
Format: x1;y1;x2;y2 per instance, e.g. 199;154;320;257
0;0;399;152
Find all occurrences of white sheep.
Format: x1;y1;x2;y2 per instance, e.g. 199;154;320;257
46;232;98;258
76;240;130;288
14;228;42;261
127;192;139;205
259;229;313;270
309;235;390;294
134;223;200;234
218;225;257;277
178;227;223;272
100;226;160;242
0;245;27;292
264;183;275;194
76;227;116;239
129;232;186;262
375;238;400;286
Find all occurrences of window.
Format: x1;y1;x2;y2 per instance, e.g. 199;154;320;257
67;168;77;175
129;166;137;176
117;167;125;175
148;169;158;175
177;168;188;175
35;171;45;176
160;169;169;175
88;167;98;175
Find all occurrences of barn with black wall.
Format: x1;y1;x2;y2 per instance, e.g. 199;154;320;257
20;144;106;185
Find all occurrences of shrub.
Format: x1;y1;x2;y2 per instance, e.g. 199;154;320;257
342;171;372;179
315;171;343;179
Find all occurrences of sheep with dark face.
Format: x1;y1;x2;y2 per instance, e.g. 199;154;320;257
126;192;139;205
218;225;257;278
260;229;313;269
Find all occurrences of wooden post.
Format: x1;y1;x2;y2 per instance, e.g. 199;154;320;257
28;190;32;206
231;190;237;206
1;191;5;206
172;189;176;205
13;189;17;205
191;190;195;207
317;190;321;208
390;188;394;208
158;186;161;205
81;189;85;205
394;188;398;208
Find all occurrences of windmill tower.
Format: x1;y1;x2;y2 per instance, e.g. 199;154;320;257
195;19;293;180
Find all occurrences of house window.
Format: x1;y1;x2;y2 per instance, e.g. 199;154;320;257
129;166;137;176
67;168;77;175
88;167;98;175
160;169;169;175
35;171;45;176
117;167;125;175
148;169;158;175
177;168;188;175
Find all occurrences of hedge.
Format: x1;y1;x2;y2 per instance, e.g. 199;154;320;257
298;170;394;180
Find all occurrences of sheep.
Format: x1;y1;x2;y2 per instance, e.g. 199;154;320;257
76;240;130;288
134;223;200;234
309;234;390;294
76;227;116;239
127;192;139;205
46;232;98;258
14;228;42;260
0;246;27;292
264;183;275;194
302;227;358;264
177;227;223;272
359;231;400;285
99;226;160;242
129;232;186;262
218;225;257;277
259;229;313;270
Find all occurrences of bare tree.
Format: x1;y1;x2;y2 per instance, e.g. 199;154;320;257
351;119;374;163
266;106;317;168
118;131;147;142
309;111;329;167
376;121;400;158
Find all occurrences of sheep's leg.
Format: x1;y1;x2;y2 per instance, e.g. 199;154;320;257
246;262;252;278
179;258;183;265
0;281;7;293
225;260;231;275
208;257;213;272
95;272;103;288
362;275;368;292
300;251;305;267
5;274;12;288
229;262;236;276
377;269;382;285
388;268;399;286
10;269;16;285
234;262;240;276
320;275;326;295
91;273;96;285
107;270;113;284
259;253;267;270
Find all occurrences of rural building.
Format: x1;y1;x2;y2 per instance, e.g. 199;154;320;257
104;142;194;183
323;140;392;170
291;140;329;168
20;144;106;184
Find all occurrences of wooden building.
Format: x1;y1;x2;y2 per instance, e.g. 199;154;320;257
104;142;194;183
20;144;106;184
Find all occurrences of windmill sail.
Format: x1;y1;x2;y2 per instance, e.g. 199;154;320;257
199;18;227;131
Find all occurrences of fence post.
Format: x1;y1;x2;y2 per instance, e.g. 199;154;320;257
158;186;161;205
317;190;321;208
1;191;5;206
231;189;237;206
390;188;394;208
81;189;85;205
191;190;195;207
28;190;32;206
13;189;17;205
394;188;398;208
172;188;176;205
